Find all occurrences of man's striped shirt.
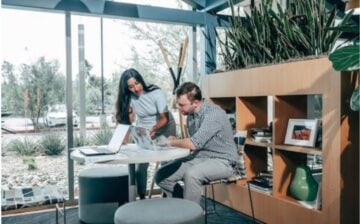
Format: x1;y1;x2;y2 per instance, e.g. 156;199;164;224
188;100;239;164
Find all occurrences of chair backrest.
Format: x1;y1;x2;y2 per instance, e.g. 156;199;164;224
234;130;247;178
179;113;190;139
169;95;190;139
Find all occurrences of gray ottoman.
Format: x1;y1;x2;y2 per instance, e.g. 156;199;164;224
79;166;128;224
114;198;205;224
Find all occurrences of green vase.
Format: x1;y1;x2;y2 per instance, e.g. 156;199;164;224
289;165;319;201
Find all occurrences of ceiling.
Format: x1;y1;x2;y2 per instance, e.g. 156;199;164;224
1;0;245;26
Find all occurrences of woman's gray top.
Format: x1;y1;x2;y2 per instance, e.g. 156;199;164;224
130;89;176;137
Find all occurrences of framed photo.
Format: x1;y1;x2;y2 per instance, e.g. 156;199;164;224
285;119;319;147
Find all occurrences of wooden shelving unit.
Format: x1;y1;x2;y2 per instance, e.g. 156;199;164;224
202;58;359;224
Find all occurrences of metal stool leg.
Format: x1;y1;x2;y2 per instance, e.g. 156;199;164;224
56;205;58;224
148;162;160;199
211;184;216;213
63;201;66;224
204;186;208;224
247;181;256;224
55;201;66;224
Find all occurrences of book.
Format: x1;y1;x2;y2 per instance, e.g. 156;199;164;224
252;177;273;187
259;171;273;177
247;182;272;195
252;131;272;137
252;135;272;143
248;180;272;191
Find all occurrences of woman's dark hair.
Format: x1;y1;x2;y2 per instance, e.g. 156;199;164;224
115;68;159;124
176;82;202;102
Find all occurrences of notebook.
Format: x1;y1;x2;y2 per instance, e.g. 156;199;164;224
79;124;130;156
130;126;172;150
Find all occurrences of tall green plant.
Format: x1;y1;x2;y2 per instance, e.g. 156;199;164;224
74;133;91;147
39;133;65;155
7;137;39;156
217;0;351;70
91;127;114;145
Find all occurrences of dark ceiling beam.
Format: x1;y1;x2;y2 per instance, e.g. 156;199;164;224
201;0;243;13
103;1;206;25
181;0;206;10
1;0;216;26
181;0;245;13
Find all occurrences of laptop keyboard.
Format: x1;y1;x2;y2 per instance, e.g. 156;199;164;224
93;146;111;153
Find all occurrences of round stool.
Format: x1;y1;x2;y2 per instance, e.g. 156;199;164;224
114;198;205;224
79;166;128;224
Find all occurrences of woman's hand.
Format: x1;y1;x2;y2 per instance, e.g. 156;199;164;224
150;112;169;138
149;126;157;139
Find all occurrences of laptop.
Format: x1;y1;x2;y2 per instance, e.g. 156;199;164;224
79;124;130;156
130;126;172;150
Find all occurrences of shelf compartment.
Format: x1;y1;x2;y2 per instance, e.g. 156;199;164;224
237;96;268;130
273;149;307;198
274;95;308;145
244;145;269;179
272;150;321;210
209;97;236;113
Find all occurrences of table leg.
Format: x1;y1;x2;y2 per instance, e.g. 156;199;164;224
128;164;137;201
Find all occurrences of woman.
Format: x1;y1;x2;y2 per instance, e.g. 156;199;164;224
115;68;176;199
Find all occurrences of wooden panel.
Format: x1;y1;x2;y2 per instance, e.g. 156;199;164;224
320;65;341;224
340;71;359;224
213;183;323;224
275;144;321;155
202;57;337;97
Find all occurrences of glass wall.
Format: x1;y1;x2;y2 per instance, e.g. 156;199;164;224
1;9;69;198
2;6;196;202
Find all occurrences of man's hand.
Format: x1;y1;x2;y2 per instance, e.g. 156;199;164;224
167;136;177;146
155;135;170;146
166;136;196;150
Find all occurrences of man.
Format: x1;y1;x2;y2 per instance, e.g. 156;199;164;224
155;82;239;205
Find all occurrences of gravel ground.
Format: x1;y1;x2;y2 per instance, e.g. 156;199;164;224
1;150;157;197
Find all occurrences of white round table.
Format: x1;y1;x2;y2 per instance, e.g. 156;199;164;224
71;144;190;201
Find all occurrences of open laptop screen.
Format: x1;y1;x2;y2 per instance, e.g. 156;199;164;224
107;124;130;152
78;124;130;155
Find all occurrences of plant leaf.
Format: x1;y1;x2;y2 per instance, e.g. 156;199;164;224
329;45;360;71
326;25;360;33
350;86;360;111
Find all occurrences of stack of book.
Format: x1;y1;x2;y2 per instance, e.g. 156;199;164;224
248;171;273;195
250;127;272;143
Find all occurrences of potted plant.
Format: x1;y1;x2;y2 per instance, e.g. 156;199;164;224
216;0;353;70
327;10;360;111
